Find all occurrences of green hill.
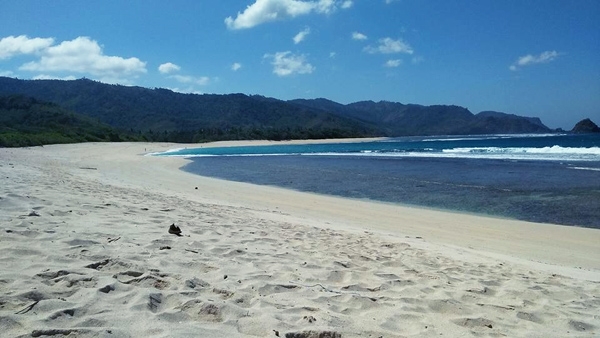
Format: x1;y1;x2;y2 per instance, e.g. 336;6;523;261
0;77;377;142
0;76;553;143
289;99;551;136
0;95;138;147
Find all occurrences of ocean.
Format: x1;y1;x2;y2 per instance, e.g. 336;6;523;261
155;134;600;229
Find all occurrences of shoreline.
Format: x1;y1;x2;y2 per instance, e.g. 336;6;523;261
156;136;600;229
145;137;389;155
51;141;600;272
1;141;599;337
42;141;600;271
179;156;600;229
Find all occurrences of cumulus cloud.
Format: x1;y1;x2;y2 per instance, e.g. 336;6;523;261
341;1;353;9
158;62;210;86
171;74;210;86
352;32;368;41
364;37;413;54
231;62;242;71
293;27;311;44
509;50;559;71
225;0;351;30
19;36;147;80
384;59;402;67
0;35;54;59
32;74;77;81
264;51;315;76
158;62;181;74
315;0;337;13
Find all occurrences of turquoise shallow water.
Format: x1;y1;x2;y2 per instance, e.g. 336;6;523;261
158;134;600;228
160;134;600;161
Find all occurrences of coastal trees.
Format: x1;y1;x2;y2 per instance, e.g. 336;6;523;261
0;95;138;147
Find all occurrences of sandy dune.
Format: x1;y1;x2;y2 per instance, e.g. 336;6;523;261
1;142;599;337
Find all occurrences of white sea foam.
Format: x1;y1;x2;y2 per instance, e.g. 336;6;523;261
433;146;600;161
569;167;600;172
147;147;189;156
421;133;565;142
171;146;600;161
154;141;600;162
302;146;600;162
162;147;188;153
443;146;600;155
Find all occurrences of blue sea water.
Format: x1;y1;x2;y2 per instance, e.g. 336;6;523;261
155;134;600;228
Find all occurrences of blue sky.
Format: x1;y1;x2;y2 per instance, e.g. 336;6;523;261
0;0;598;129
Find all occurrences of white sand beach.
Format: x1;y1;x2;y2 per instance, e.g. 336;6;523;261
1;141;599;338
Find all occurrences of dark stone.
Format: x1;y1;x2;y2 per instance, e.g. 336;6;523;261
168;223;182;236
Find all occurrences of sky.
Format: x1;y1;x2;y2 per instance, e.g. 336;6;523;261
0;0;598;129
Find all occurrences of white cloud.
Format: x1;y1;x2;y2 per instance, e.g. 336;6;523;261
341;1;353;9
19;36;147;79
316;0;336;13
158;63;211;86
411;56;424;64
171;74;210;85
225;0;350;30
0;70;15;77
385;0;398;4
231;62;242;71
169;87;204;95
158;62;181;74
384;59;402;67
0;35;54;59
157;62;210;85
329;52;336;58
264;51;315;76
352;32;368;41
32;74;77;81
364;37;413;54
510;50;559;71
293;27;311;44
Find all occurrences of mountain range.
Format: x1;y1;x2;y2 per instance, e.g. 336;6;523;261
0;76;556;144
